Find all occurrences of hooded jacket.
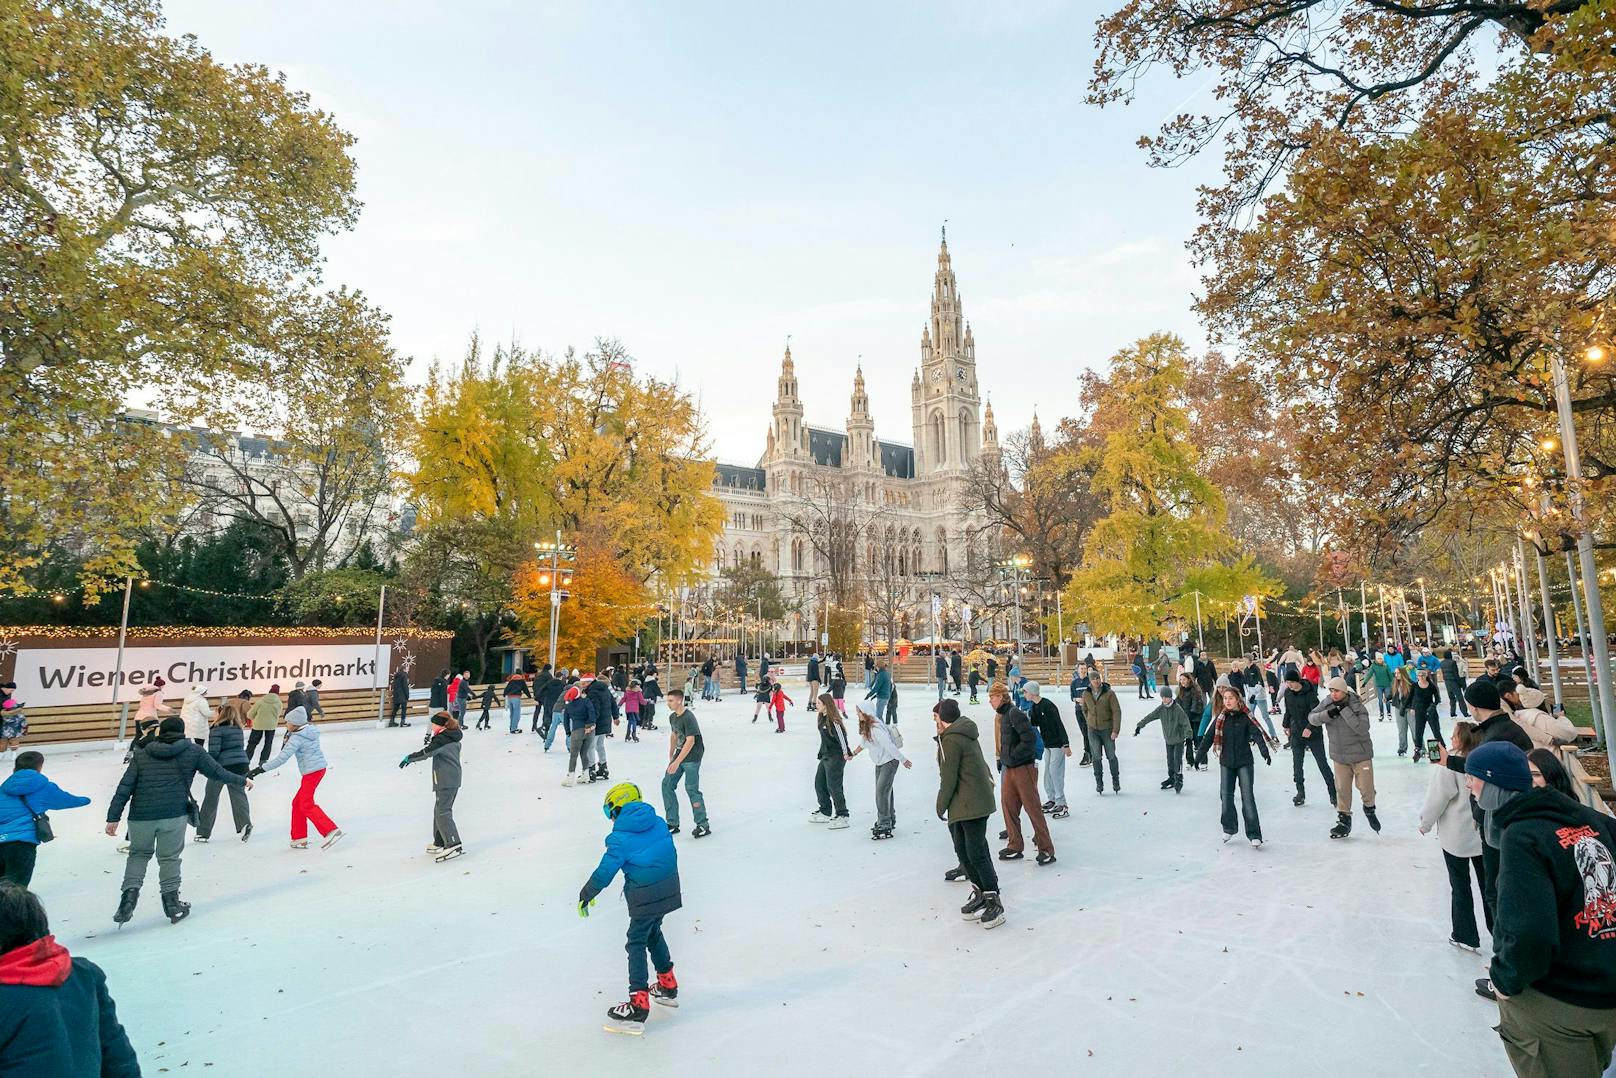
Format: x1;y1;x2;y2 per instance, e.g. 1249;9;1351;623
0;770;90;846
580;800;682;918
935;718;996;823
1307;691;1374;764
1510;687;1577;750
0;939;140;1078
1418;764;1483;858
404;725;463;789
261;717;327;775
1488;788;1616;1008
180;689;213;742
107;732;245;823
585;679;618;733
248;693;282;733
994;700;1038;770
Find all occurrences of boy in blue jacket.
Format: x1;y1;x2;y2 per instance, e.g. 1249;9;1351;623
579;782;683;1035
0;752;91;888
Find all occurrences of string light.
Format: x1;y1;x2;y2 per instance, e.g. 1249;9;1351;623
0;625;454;640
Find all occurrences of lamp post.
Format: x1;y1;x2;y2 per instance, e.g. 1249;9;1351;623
533;532;576;672
993;554;1031;661
1416;578;1434;648
1524;514;1566;710
1546;345;1615;745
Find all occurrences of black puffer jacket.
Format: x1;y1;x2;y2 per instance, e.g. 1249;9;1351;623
996;701;1038;770
1196;710;1273;770
106;732;245;822
206;721;249;770
1489;788;1616;1008
1281;682;1318;739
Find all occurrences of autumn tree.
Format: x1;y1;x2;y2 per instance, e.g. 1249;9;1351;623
1062;334;1278;638
777;472;876;655
962;424;1100;590
1;0;362;593
511;531;653;671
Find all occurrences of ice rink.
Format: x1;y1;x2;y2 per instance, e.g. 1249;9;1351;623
24;683;1514;1076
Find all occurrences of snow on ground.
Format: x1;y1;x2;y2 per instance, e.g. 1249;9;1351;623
27;684;1512;1077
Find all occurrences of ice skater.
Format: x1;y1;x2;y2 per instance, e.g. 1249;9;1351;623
1280;671;1335;807
1133;685;1190;793
810;694;853;828
751;675;773;723
400;710;464;860
934;699;1004;929
195;691;253;843
579;782;683;1035
1023;682;1071;817
989;681;1054;865
562;686;595;786
660;690;709;838
0;683;26;761
623;681;644;742
770;681;794;733
477;682;495;731
249;707;342;850
848;706;910;839
1195;687;1272;847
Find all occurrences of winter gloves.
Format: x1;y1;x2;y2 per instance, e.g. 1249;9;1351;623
399;756;411;769
246;767;264;779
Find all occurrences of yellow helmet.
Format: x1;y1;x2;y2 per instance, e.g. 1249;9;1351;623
602;782;642;819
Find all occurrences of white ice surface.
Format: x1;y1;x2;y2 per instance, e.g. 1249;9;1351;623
27;686;1513;1077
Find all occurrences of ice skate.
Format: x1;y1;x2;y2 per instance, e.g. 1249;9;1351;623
960;888;987;920
871;827;893;840
563;774;575;787
289;839;310;849
113;888;139;927
1250;838;1263;848
1329;812;1352;839
1041;800;1055;812
808;810;832;823
193;835;210;843
978;892;1005;929
1363;806;1381;833
161;891;191;924
651;970;679;1008
1159;778;1173;790
666;823;680;835
691;823;711;838
321;828;345;849
1293;791;1305;806
426;844;444;855
827;815;850;830
604;992;650;1035
1035;852;1056;866
434;844;464;863
943;865;969;883
1449;937;1480;954
240;823;253;842
997;848;1023;861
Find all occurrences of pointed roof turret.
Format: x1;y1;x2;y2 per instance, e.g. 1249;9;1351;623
1029;408;1044;451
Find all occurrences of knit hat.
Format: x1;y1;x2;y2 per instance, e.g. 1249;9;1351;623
1516;686;1548;711
1325;676;1353;695
1464;679;1502;711
158;716;185;736
1023;681;1041;698
284;706;310;726
1159;686;1174;700
1464;741;1532;792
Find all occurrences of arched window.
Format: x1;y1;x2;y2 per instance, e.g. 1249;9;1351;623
937;527;950;574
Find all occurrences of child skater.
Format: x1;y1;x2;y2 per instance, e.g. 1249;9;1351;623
622;681;645;743
476;683;495;731
400;709;464;860
848;706;911;839
770;681;794;733
1133;686;1191;793
967;664;981;705
249;707;343;850
1195;686;1273;846
752;674;773;723
579;782;683;1036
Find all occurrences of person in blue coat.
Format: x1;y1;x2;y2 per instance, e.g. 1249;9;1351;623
580;782;683;1036
0;753;91;889
0;885;140;1077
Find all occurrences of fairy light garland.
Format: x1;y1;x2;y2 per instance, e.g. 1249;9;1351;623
0;625;454;640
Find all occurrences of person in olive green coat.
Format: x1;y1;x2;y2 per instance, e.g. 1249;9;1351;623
246;686;283;768
1081;673;1124;794
933;699;1004;928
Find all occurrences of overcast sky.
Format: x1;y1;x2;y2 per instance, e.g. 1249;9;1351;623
162;0;1216;462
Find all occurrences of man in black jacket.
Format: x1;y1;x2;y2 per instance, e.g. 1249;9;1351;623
990;682;1055;865
949;650;963;695
538;671;567;746
429;669;450;712
1282;673;1335;807
1023;682;1071;819
1440;649;1469;718
104;717;251;926
1472;744;1616;1076
0;885;141;1076
389;666;412;727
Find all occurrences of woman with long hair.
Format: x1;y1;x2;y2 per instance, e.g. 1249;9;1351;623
196;690;253;842
848;707;911;840
809;693;853;829
1526;749;1576;800
1390;667;1416;757
1195;686;1273;847
1419;720;1487;952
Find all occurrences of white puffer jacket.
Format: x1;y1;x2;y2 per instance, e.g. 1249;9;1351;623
180;689;214;742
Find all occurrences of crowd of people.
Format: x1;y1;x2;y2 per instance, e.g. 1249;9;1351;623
0;633;1612;1071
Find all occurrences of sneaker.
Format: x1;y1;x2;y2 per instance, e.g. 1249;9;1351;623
978;891;1005;929
960;888;987;920
651;970;679;1008
827;816;851;830
1035;852;1056;866
997;848;1024;861
320;828;344;850
562;774;575;787
809;810;832;824
604;992;651;1035
290;839;310;849
943;865;969;883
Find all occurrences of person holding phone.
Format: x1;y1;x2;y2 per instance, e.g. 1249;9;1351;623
1419;722;1487;952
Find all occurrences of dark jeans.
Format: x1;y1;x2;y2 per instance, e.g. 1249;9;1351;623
1072;706;1090;751
1164;740;1183;784
389;696;409;725
1443;849;1488;948
1088;729;1119;786
1290;734;1336;801
246;729;276;766
1445;682;1469;718
1219;764;1262;840
625;914;673;993
1413;708;1444;755
0;841;37;888
948;816;999;894
815;755;848;817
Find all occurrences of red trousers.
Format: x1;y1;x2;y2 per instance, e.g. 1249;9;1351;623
291;768;337;840
775;706;786;732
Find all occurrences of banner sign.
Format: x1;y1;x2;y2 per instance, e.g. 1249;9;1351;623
11;643;383;709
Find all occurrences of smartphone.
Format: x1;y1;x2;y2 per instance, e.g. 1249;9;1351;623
1425;739;1442;762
